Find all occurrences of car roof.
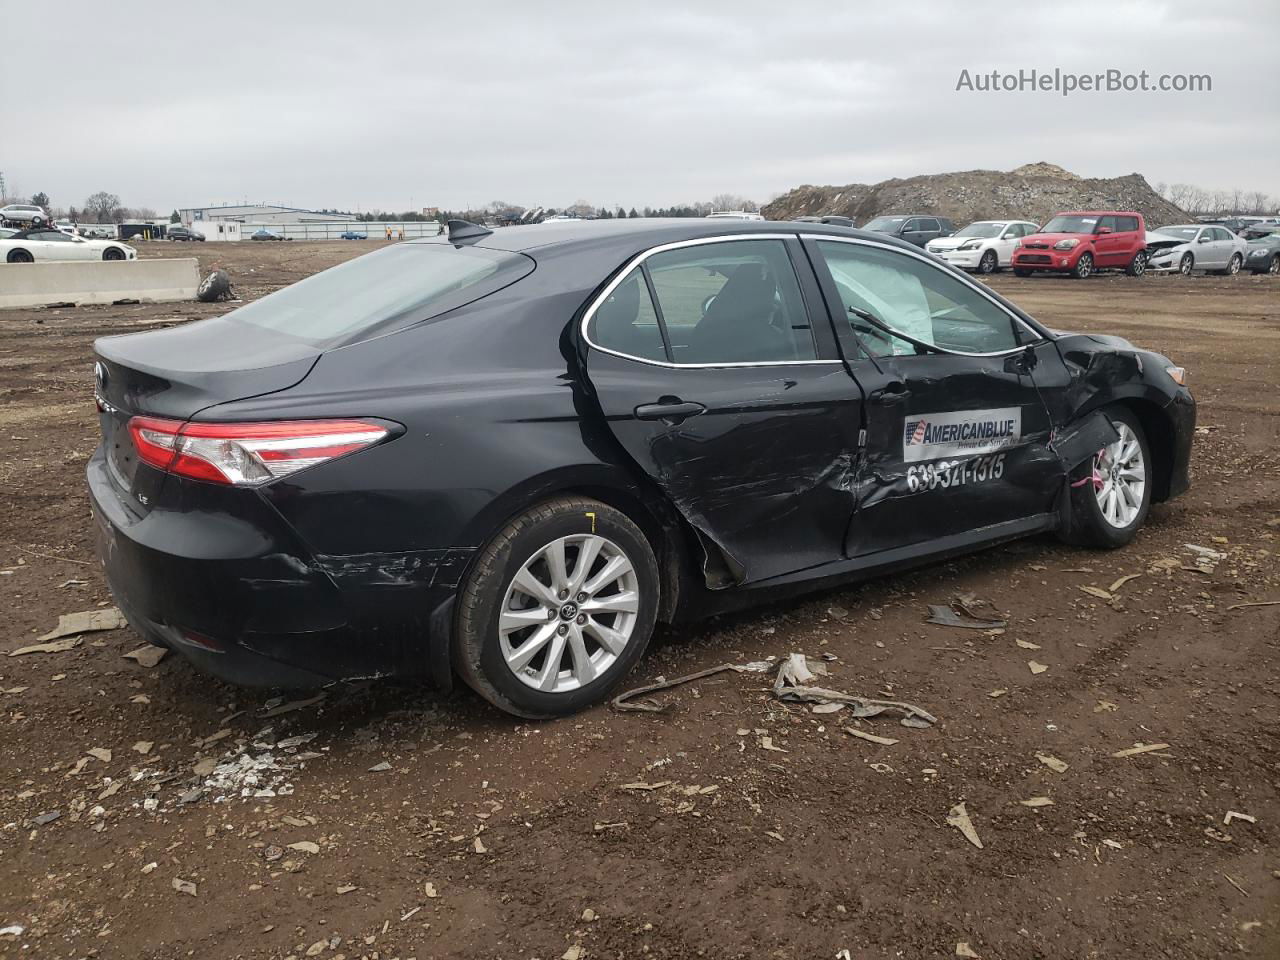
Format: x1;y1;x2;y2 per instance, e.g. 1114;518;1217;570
405;217;911;254
1054;210;1139;216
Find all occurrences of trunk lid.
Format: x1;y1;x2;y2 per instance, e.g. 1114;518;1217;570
94;319;319;512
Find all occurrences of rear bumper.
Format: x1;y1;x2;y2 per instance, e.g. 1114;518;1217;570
87;446;466;688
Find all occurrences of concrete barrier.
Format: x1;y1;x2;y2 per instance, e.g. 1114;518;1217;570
0;259;200;310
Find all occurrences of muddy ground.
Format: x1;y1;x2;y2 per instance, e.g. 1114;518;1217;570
1;240;1277;960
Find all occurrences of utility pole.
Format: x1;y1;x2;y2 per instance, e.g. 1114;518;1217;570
0;172;7;203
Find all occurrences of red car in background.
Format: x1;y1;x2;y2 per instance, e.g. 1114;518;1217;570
1012;211;1148;279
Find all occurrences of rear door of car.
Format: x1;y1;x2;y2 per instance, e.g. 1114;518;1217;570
582;234;864;584
1092;216;1123;267
803;234;1064;557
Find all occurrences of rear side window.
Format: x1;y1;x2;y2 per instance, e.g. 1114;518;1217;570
1116;216;1139;232
590;269;666;362
223;243;533;347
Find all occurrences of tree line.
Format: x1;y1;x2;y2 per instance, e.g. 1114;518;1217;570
1156;183;1278;216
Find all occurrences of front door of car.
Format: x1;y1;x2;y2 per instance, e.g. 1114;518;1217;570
804;236;1065;557
583;235;863;585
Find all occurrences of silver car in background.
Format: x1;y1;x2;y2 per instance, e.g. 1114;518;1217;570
1147;224;1248;275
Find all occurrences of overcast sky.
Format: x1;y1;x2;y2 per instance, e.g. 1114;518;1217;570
2;1;1276;214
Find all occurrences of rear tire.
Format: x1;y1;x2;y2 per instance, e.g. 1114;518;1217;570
455;496;659;719
1071;252;1093;279
1125;250;1146;276
1226;253;1242;276
1060;405;1152;549
7;249;33;263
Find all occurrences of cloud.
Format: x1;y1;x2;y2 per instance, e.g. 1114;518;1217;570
3;0;1276;211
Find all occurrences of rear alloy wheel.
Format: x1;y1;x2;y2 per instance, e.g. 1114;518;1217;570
1227;253;1242;276
978;249;998;274
456;496;659;718
1125;251;1146;276
1071;252;1093;279
1061;405;1151;548
103;247;125;261
7;249;33;263
1270;255;1280;275
1179;253;1194;275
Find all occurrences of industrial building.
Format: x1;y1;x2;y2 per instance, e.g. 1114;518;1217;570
177;204;352;224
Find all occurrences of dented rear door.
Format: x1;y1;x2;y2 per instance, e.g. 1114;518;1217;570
582;235;863;585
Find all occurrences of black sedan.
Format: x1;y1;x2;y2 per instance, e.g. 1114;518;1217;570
88;218;1194;717
1243;228;1280;274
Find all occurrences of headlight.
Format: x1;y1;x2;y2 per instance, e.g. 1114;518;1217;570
1249;248;1269;257
959;240;983;251
1053;238;1080;250
1165;366;1188;386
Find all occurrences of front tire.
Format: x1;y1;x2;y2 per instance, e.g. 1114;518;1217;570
1060;405;1152;548
455;496;659;718
1071;252;1093;279
1179;252;1194;275
103;247;125;261
978;250;998;274
1013;268;1033;278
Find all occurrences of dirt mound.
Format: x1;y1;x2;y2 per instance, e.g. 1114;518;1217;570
763;164;1188;227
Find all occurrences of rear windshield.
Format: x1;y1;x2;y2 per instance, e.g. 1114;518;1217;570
224;243;532;346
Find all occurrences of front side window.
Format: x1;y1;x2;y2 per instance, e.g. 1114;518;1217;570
817;240;1027;357
645;239;816;364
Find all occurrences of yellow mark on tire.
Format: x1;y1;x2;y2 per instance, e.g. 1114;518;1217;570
585;511;596;533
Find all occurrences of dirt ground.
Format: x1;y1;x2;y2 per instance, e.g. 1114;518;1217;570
1;240;1277;960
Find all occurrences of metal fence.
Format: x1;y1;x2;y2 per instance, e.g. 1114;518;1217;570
233;221;444;241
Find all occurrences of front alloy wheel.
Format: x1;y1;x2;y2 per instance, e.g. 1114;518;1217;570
978;250;998;274
1072;252;1093;279
456;496;659;718
1061;405;1152;548
1093;421;1147;529
1179;253;1194;275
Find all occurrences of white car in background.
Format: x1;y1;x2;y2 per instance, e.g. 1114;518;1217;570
925;220;1040;273
0;227;136;263
706;210;765;220
1145;224;1248;275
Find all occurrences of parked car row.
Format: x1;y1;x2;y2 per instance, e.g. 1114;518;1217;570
800;209;1279;280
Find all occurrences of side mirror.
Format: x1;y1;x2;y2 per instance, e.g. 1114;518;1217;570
1198;235;1211;243
1096;227;1112;235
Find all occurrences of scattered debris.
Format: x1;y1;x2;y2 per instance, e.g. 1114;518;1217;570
988;688;1008;699
772;653;937;728
473;837;487;854
1015;638;1041;649
424;882;439;898
1226;600;1280;611
843;727;898;746
9;635;83;657
1079;585;1113;601
1223;873;1250;897
1093;700;1118;713
0;926;25;938
132;741;153;755
562;945;584;960
37;608;126;642
32;811;61;826
1108;574;1142;593
956;944;981;958
759;736;788;753
122;646;167;668
1111;742;1170;759
947;802;983;849
287;841;320;854
87;748;112;763
1224;811;1256;826
260;693;327;718
811;702;845;714
611;661;773;712
263;845;284;862
368;761;392;772
171;877;198;897
1035;753;1069;773
1205;827;1233;843
1020;797;1054;807
619;781;672;791
926;601;1006;630
1028;661;1049;675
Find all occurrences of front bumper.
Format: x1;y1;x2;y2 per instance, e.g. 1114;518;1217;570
1145;254;1183;272
1011;249;1081;272
87;446;464;688
929;248;985;269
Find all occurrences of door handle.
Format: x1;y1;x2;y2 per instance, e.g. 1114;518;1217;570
870;380;909;404
635;399;706;424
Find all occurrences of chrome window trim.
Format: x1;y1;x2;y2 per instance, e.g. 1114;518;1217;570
580;233;842;369
803;233;1047;359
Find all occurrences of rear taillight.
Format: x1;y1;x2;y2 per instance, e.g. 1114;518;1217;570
127;417;390;486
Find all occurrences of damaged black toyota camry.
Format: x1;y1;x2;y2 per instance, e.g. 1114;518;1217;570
88;218;1194;717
